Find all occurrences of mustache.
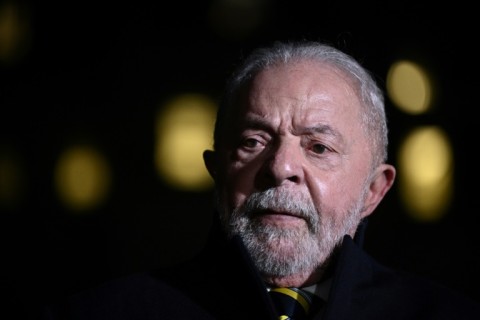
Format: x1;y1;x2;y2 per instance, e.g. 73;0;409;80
236;188;320;231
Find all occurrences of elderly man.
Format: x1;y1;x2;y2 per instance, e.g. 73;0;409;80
41;40;480;320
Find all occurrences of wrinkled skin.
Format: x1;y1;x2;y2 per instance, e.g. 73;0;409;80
204;60;396;287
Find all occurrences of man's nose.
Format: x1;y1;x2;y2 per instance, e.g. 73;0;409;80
261;140;304;187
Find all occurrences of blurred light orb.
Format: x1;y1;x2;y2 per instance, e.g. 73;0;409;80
0;0;31;65
155;93;217;191
208;0;271;40
55;145;111;212
397;126;453;221
387;60;433;114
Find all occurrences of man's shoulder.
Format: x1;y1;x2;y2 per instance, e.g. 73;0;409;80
331;236;480;319
363;248;479;308
41;269;215;320
393;267;480;315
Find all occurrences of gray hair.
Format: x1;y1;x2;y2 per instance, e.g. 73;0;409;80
213;40;389;168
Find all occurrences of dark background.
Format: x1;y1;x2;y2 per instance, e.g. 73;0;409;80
1;0;479;317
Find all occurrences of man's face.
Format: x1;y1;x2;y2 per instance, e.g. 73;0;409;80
205;61;390;287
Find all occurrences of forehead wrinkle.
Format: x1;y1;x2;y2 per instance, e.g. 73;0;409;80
240;114;273;131
293;124;345;144
241;111;345;146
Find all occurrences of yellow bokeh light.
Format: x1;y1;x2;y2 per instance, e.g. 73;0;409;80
208;0;270;40
155;93;217;191
54;145;111;212
387;60;433;115
397;126;453;221
0;0;31;64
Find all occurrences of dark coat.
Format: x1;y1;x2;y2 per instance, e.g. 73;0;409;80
40;220;480;320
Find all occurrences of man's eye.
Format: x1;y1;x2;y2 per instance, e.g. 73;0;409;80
311;144;327;154
242;138;260;148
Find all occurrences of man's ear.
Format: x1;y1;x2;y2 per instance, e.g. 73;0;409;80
361;164;396;218
203;150;218;181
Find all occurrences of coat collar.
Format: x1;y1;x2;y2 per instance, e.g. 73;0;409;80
321;234;374;320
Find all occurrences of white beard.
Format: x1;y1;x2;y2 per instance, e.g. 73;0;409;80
218;187;365;277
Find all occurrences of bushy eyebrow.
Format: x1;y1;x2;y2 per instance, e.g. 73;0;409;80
236;114;345;145
297;125;345;146
239;116;272;132
238;115;274;133
295;124;340;138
